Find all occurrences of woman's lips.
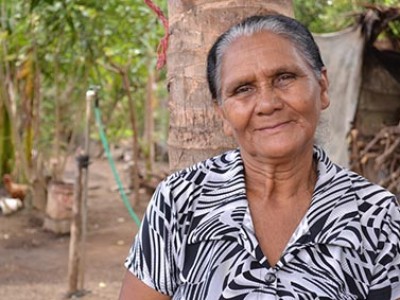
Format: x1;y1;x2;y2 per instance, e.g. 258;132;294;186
256;121;291;131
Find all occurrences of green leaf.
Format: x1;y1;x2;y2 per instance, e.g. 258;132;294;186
30;0;41;12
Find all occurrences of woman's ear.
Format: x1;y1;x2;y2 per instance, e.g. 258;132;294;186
319;68;330;110
214;103;234;137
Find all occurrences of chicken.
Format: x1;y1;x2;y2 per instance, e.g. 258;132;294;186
3;174;29;201
0;197;23;215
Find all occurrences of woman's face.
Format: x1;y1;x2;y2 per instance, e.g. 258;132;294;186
217;31;330;161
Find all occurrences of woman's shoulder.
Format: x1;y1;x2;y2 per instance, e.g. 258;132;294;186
337;168;400;229
163;148;242;188
344;169;397;205
314;146;397;212
324;165;399;255
152;149;243;208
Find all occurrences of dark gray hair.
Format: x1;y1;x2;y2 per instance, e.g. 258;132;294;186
207;14;325;104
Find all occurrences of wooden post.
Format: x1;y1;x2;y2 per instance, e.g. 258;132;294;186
67;88;93;297
79;89;93;290
67;162;83;296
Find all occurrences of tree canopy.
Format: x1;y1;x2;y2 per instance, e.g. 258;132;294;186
295;0;400;33
0;0;167;180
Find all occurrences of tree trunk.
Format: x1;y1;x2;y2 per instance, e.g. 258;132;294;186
121;69;141;207
144;70;155;178
0;38;30;180
52;50;62;182
167;0;293;171
0;99;14;176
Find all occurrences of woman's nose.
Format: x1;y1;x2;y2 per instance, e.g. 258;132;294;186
255;88;284;115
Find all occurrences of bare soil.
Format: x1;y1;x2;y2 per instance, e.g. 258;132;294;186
0;157;156;300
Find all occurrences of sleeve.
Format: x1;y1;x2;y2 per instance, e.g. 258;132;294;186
368;197;400;300
124;180;177;296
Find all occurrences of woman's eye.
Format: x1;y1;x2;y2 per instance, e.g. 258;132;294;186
275;73;296;86
234;85;252;95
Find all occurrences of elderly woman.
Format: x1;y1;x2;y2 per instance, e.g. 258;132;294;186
120;15;400;300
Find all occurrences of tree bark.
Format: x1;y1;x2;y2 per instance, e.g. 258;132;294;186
167;0;293;171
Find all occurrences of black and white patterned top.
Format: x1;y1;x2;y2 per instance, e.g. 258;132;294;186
125;146;400;299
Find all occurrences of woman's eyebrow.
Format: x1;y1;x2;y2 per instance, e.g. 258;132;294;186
226;78;253;88
267;64;304;75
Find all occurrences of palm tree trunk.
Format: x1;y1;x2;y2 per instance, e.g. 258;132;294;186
167;0;293;171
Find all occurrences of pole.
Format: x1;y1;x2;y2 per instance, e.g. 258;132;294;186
67;88;93;297
79;88;94;289
67;160;83;296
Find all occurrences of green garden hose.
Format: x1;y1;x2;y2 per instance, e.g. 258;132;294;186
94;106;142;227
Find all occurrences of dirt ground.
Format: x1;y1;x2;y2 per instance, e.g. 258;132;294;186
0;156;157;300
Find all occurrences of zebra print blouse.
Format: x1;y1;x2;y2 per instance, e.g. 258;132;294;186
125;146;400;299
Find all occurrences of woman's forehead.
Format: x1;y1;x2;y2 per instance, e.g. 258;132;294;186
225;31;295;54
220;31;317;81
221;33;305;70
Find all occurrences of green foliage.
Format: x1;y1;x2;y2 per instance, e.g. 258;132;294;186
294;0;354;33
0;0;168;177
0;105;14;176
295;0;400;34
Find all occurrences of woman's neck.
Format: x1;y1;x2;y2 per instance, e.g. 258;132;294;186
242;147;316;206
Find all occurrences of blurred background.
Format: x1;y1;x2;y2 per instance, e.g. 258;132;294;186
0;0;399;299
